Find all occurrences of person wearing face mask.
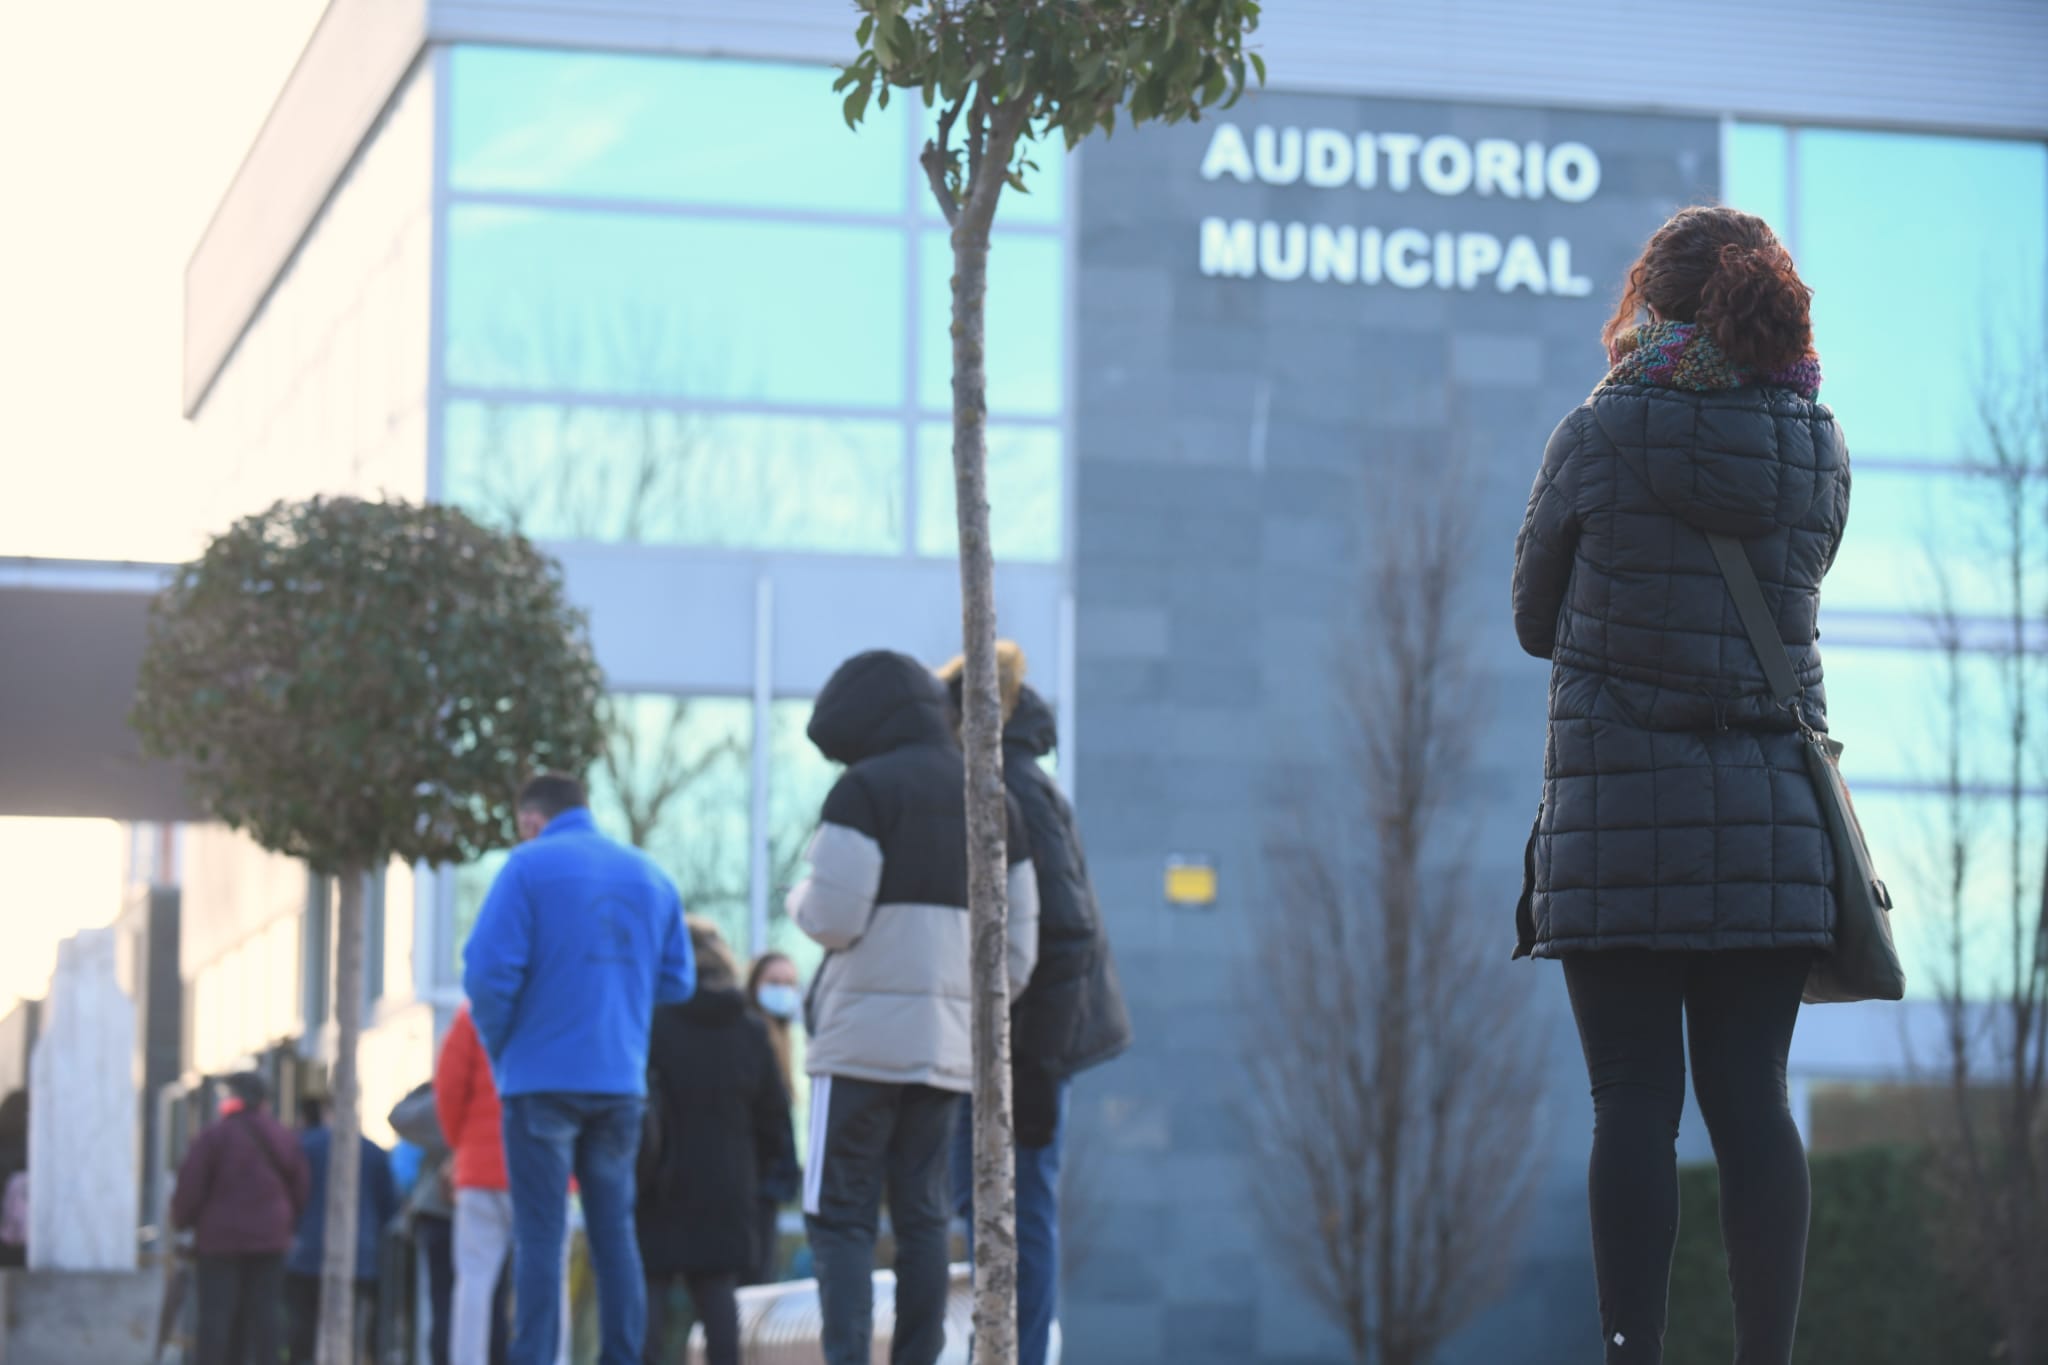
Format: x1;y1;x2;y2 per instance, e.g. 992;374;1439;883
742;952;803;1285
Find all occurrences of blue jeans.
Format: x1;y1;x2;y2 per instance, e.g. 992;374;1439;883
950;1082;1069;1365
502;1093;646;1365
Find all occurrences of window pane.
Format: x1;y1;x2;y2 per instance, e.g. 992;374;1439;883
451;47;909;216
445;400;904;553
1817;644;2029;787
593;695;754;952
1822;468;2009;617
917;424;1062;562
1722;122;1789;231
1852;790;2044;1001
1796;130;2048;462
446;206;905;407
920;230;1063;416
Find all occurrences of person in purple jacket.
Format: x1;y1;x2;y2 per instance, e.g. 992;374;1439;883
171;1072;311;1365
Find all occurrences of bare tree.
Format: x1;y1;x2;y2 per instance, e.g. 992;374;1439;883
1246;473;1545;1365
1923;359;2048;1365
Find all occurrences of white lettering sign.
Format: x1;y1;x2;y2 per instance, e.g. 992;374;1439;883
1199;219;1592;296
1195;122;1602;298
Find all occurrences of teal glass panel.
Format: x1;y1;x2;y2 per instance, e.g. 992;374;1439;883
916;423;1062;563
446;206;905;408
444;400;903;553
451;47;909;215
919;230;1063;417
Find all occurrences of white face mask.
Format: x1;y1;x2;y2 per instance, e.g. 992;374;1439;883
756;983;801;1021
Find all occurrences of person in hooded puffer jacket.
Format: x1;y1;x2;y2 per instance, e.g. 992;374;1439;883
789;649;1040;1365
937;642;1131;1365
1513;204;1850;1365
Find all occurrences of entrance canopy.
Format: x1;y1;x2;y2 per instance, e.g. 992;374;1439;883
0;560;200;821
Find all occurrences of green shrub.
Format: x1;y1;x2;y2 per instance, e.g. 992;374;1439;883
1666;1146;1997;1364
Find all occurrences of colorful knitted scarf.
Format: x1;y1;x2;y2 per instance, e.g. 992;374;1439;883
1597;320;1822;401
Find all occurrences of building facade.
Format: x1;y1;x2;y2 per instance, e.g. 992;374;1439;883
155;3;2048;1361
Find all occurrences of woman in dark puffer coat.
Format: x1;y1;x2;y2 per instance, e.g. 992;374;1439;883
1513;205;1849;1365
637;918;796;1365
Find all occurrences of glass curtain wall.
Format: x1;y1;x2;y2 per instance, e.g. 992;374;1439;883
1727;124;2048;998
439;45;1066;561
437;45;1068;974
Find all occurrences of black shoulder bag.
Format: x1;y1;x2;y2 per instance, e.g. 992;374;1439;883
1707;533;1903;1003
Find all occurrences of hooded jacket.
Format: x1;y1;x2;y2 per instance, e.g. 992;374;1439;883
941;648;1132;1145
789;650;1040;1092
1512;382;1851;956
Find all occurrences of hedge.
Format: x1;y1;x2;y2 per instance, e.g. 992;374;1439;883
1665;1146;1998;1364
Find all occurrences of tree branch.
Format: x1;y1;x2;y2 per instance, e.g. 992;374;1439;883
921;91;969;227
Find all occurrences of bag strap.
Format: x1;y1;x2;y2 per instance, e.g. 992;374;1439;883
233;1113;297;1199
1705;533;1802;712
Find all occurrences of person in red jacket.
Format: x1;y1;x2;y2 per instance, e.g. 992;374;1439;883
171;1072;310;1365
438;1008;569;1365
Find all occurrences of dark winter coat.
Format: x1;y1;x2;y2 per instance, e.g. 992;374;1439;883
286;1128;400;1281
170;1109;311;1257
790;651;1039;1091
1001;686;1133;1144
1512;383;1851;956
636;987;797;1278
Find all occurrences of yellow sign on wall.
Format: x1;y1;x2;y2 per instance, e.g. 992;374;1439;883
1165;858;1218;906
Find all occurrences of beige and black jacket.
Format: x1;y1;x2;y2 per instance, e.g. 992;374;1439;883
789;650;1039;1093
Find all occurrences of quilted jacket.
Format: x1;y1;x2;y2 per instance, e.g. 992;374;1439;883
1512;382;1851;956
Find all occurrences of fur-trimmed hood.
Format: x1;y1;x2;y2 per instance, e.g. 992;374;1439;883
937;640;1029;727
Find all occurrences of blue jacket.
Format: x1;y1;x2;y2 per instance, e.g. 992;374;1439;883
462;808;695;1098
287;1129;399;1281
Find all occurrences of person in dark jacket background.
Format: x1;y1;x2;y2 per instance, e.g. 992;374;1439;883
170;1072;311;1365
939;643;1131;1365
1513;204;1849;1365
0;1090;28;1269
637;919;797;1365
283;1096;401;1365
741;950;804;1287
789;649;1039;1365
389;1081;461;1365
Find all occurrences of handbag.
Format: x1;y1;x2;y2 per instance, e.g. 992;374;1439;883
1706;533;1905;1004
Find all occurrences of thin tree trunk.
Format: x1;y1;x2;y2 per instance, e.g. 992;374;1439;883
317;866;366;1365
949;103;1029;1365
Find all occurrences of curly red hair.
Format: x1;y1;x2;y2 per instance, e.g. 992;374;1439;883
1603;206;1814;374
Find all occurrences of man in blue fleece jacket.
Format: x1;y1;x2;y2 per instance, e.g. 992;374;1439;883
463;773;694;1365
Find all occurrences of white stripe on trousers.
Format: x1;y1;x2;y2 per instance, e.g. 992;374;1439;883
803;1075;833;1216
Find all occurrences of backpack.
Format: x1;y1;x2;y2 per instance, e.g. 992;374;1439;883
1;1172;27;1247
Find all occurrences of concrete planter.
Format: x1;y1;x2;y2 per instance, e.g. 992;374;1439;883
684;1266;1061;1365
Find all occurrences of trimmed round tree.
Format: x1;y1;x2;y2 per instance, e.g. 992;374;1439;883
133;496;605;1365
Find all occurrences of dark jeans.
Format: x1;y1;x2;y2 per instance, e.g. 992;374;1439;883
415;1213;456;1365
644;1272;739;1365
951;1081;1070;1365
283;1273;374;1365
193;1252;283;1365
1564;949;1812;1365
503;1092;646;1365
804;1076;960;1365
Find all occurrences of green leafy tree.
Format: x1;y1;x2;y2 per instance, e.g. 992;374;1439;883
836;4;1264;1357
132;496;604;1365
